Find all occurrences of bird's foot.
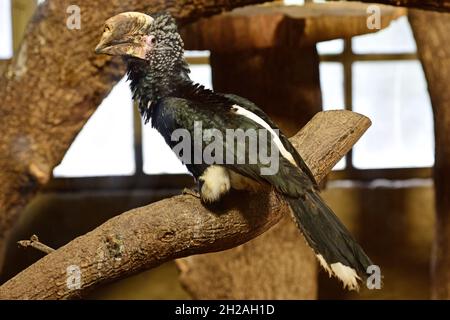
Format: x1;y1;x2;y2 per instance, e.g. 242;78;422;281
182;187;200;199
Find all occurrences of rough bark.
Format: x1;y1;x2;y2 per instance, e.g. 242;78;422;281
0;0;271;271
177;215;319;299
329;0;450;12
0;110;371;299
409;10;450;299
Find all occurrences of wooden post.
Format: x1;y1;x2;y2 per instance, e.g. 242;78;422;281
409;10;450;299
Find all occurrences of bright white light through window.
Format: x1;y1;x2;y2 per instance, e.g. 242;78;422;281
189;64;213;89
320;62;345;111
317;39;344;55
142;63;212;174
353;61;434;169
283;0;305;5
185;50;210;59
0;0;13;59
142;127;189;175
53;77;135;177
353;16;417;54
319;62;346;170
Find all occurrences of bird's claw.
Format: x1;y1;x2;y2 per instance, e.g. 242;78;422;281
182;187;201;199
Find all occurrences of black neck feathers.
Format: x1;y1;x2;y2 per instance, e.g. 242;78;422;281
126;57;190;116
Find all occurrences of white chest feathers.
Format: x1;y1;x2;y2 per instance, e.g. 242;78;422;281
199;165;231;203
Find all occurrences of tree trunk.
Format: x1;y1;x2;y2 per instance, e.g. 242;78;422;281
0;0;270;271
409;10;450;299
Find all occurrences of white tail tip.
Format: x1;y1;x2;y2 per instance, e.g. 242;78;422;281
316;254;361;291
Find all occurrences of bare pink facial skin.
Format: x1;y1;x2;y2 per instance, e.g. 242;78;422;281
95;12;155;60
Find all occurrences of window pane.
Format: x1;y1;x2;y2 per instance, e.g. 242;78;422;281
142;126;189;174
331;159;346;171
317;39;344;55
53;77;135;177
320;62;345;111
284;0;305;5
0;0;13;59
353;61;434;169
319;62;346;170
283;0;328;4
142;64;212;174
352;16;416;54
190;64;213;89
185;50;210;58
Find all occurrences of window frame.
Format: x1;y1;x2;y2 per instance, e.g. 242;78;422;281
321;38;432;181
3;2;432;189
48;41;433;191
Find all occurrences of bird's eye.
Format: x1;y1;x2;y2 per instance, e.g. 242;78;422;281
146;35;157;47
104;25;111;33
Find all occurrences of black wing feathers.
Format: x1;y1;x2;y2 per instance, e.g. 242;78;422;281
149;89;373;284
222;94;318;187
151;95;313;198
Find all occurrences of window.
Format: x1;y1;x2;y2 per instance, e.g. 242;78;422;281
50;15;436;180
2;2;434;184
317;16;434;178
54;77;135;177
352;16;417;54
352;61;434;169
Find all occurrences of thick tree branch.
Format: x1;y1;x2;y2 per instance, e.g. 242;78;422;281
328;0;450;12
0;110;371;299
0;0;271;271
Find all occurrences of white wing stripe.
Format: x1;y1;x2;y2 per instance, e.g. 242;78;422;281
233;105;296;165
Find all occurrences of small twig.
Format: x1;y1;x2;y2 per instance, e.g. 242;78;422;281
17;235;55;255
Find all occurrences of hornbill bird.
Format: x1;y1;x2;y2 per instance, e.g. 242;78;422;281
95;11;373;290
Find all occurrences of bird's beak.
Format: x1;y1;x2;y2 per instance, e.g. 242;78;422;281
95;38;111;55
95;12;154;58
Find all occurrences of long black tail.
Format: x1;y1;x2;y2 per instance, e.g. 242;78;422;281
286;190;373;290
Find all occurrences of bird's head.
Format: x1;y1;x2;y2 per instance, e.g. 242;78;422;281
95;11;184;62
